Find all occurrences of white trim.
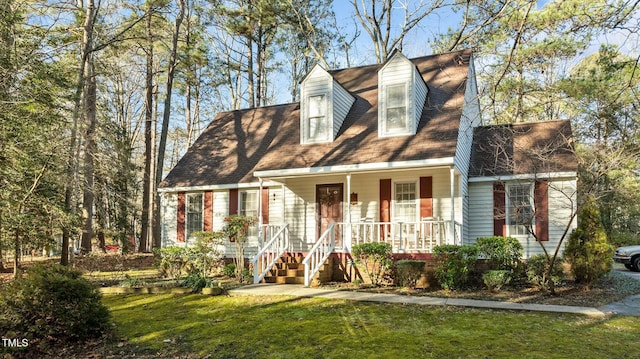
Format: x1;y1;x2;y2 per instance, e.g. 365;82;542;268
392;180;419;223
505;182;534;238
157;181;280;193
468;172;577;183
254;157;455;179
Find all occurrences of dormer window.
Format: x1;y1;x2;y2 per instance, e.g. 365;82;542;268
307;94;329;142
385;84;408;133
300;64;355;145
378;51;428;138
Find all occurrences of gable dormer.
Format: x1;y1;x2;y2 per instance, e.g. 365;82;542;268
378;51;428;137
300;64;355;144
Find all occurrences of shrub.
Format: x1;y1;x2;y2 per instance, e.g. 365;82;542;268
352;242;393;286
181;272;209;292
608;231;640;248
156;246;190;279
223;263;237;278
156;231;224;280
0;264;110;349
476;236;523;272
433;245;479;290
526;254;564;292
564;195;614;289
482;270;511;292
224;215;256;281
394;260;426;288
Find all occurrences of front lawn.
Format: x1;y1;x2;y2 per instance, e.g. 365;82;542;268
97;294;640;358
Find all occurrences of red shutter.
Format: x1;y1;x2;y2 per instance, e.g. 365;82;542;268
419;176;433;219
380;179;392;222
229;188;239;215
534;181;549;242
261;187;269;224
203;191;213;231
177;192;186;242
380;179;392;240
493;182;506;237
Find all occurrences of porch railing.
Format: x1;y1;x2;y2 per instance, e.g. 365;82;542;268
258;224;285;250
252;224;289;284
346;219;461;253
302;223;335;287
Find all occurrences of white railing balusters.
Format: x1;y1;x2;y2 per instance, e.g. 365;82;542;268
302;223;336;287
251;224;289;284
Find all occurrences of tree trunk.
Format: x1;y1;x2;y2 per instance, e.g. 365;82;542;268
13;229;20;278
154;0;186;249
62;0;96;264
80;56;97;253
140;5;155;253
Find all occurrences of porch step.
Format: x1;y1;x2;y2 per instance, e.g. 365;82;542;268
262;254;332;286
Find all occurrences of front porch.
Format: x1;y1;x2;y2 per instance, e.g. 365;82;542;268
253;219;461;286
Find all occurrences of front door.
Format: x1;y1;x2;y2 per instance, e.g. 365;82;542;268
316;184;343;247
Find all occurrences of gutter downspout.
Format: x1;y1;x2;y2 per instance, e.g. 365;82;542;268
258;177;263;249
346;173;352;252
450;167;456;245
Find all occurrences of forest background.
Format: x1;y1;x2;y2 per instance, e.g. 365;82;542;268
1;0;639;273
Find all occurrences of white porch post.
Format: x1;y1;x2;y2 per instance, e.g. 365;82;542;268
345;173;352;252
450;167;456;245
258;177;264;249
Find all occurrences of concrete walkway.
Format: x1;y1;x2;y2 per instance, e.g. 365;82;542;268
228;284;608;317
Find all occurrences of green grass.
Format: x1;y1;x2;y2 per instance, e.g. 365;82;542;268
103;294;640;358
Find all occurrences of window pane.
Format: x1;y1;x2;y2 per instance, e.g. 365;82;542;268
386;84;407;131
239;190;258;217
308;95;325;117
387;85;405;107
507;184;532;236
394;183;416;222
309;116;328;140
186;193;203;238
387;107;407;130
307;95;328;141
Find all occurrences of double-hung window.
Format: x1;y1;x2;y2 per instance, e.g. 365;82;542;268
306;94;329;142
385;84;408;134
393;182;417;223
507;184;533;236
186;193;203;239
239;190;258;237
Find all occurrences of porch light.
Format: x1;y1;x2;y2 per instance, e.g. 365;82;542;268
350;192;358;205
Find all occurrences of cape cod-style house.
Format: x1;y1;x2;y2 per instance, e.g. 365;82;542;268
158;49;578;286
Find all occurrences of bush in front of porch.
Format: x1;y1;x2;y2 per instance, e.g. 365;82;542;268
432;245;480;290
351;242;393;286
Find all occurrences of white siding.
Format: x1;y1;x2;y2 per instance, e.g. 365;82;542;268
268;186;284;225
467;178;578;259
332;79;355;138
300;65;354;143
282;169;464;251
161;192;178;247
212;191;228;232
412;65;428;132
456;58;482;244
467;182;495;242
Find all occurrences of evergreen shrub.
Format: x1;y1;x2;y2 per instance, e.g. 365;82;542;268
0;264;110;349
394;260;426;288
433;244;479;290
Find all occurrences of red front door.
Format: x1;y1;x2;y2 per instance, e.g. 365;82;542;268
316;184;343;247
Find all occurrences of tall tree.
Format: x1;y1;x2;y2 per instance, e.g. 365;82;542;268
0;0;71;276
153;0;186;250
351;0;447;63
